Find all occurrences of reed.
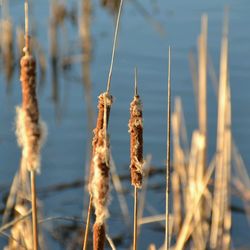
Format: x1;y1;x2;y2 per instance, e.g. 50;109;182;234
165;46;171;250
129;67;144;250
210;10;230;249
83;0;124;249
12;2;46;249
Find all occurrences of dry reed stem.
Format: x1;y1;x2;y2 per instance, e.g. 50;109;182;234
222;86;232;250
133;187;138;250
1;18;14;82
210;11;229;249
197;14;208;163
148;244;157;250
137;155;152;234
1;172;19;226
80;0;95;226
106;233;116;250
31;170;38;250
197;17;208;242
82;195;92;250
171;172;182;234
175;157;216;250
110;155;131;227
165;46;171;250
171;104;186;236
188;50;198;110
106;0;124;93
6;159;32;250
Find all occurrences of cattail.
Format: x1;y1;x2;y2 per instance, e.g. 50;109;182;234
84;93;112;250
129;70;143;188
83;0;124;249
14;2;46;250
88;92;112;249
129;68;143;250
16;28;46;174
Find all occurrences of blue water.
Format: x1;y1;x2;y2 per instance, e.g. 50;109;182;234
0;0;250;249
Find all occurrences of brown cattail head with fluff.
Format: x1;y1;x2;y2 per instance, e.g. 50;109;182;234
129;94;143;188
89;92;113;194
87;93;112;249
15;45;46;173
88;92;112;250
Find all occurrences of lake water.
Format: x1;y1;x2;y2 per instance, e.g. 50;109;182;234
0;0;250;249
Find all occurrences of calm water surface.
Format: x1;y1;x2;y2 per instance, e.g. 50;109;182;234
0;0;250;249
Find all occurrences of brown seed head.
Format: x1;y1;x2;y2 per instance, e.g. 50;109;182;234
18;53;41;172
129;95;143;188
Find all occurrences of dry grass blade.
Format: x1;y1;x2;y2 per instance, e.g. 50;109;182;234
165;46;171;250
106;0;124;93
210;10;229;249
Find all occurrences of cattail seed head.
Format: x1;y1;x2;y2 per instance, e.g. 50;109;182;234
15;52;46;173
129;95;143;188
88;92;112;249
89;92;112;193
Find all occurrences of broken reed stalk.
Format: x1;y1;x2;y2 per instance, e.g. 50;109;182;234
129;67;143;250
165;46;171;250
83;1;124;249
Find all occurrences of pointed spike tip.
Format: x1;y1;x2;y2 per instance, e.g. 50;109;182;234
134;67;138;96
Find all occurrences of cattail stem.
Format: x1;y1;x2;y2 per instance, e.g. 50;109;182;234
133;186;138;250
106;0;124;93
83;195;92;250
24;0;29;52
31;170;38;250
165;46;171;250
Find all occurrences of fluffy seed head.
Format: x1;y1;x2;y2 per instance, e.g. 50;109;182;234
129;95;143;188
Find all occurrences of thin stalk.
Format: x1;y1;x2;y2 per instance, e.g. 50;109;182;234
165;46;171;250
106;0;124;93
83;196;92;250
133;187;138;250
25;0;29;51
31;170;38;250
134;67;138;96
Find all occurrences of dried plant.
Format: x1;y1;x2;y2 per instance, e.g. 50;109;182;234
83;0;124;249
6;2;47;250
129;68;143;250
